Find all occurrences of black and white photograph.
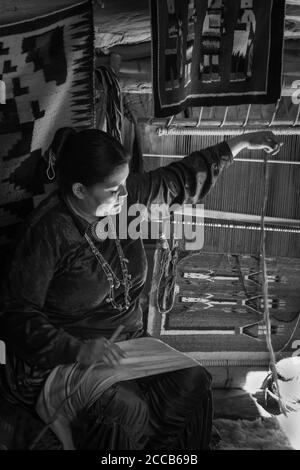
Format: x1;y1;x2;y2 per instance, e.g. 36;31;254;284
0;0;299;458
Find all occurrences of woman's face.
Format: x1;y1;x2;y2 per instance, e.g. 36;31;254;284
73;163;129;217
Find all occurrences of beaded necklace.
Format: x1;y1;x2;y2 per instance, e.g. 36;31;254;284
84;216;132;311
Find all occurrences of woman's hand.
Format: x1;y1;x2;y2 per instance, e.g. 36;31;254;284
76;337;127;367
227;131;283;158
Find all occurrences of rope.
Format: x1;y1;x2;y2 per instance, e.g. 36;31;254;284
95;66;123;143
260;154;287;416
155;234;179;315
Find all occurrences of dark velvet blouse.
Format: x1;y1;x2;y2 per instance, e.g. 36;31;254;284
0;142;232;406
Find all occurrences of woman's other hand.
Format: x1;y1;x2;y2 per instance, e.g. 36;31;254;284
76;337;127;366
227;131;283;158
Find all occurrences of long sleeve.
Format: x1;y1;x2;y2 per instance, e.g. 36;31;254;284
126;141;233;208
0;217;81;370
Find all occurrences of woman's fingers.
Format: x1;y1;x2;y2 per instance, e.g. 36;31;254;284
103;341;127;366
250;132;283;155
107;340;127;358
77;337;127;366
247;131;283;154
265;133;282;150
113;342;127;358
103;349;119;366
264;142;282;155
103;348;119;366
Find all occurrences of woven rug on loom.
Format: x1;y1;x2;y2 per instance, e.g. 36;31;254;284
0;0;94;280
150;0;285;117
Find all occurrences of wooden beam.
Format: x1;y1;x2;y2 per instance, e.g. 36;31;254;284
143;153;300;166
0;0;77;25
203;210;300;227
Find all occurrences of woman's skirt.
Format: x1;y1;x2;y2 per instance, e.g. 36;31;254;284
35;337;213;450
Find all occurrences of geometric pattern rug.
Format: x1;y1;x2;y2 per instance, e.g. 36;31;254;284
150;0;285;117
0;0;94;280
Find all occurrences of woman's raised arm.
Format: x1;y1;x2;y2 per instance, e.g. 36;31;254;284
126;131;282;210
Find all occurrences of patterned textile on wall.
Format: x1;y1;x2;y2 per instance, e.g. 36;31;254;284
0;1;94;278
95;66;122;142
94;69;144;173
150;0;286;117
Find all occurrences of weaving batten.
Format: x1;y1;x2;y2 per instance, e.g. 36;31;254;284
169;221;300;234
260;155;287;416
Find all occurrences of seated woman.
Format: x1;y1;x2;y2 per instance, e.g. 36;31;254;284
0;128;281;450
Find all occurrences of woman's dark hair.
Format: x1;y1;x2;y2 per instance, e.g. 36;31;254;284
51;128;131;193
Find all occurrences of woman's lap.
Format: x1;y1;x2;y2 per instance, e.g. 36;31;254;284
72;379;150;450
137;365;212;450
72;365;213;450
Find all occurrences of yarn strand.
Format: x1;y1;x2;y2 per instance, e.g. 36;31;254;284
260;154;287;416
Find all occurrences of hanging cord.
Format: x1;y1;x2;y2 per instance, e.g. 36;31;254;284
29;325;125;450
156;242;179;314
260;154;287;416
95;66;123;143
155;216;179;315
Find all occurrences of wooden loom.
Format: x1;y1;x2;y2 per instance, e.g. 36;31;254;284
144;108;300;380
142;121;300;258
